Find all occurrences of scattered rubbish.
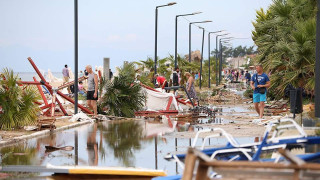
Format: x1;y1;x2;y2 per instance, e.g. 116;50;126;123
45;146;74;152
37;117;56;130
12;153;27;156
69;112;94;122
0;173;9;179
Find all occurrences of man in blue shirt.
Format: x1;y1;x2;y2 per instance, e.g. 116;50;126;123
245;70;251;85
250;65;270;118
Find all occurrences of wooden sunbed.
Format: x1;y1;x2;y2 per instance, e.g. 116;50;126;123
37;117;56;130
182;148;320;180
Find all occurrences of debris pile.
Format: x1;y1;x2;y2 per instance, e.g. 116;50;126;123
207;90;243;105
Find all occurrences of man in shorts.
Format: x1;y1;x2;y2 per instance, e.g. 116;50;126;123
62;64;71;94
86;65;99;116
250;65;270;118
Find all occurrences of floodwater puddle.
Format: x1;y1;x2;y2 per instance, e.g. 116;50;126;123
198;117;236;124
0;119;261;177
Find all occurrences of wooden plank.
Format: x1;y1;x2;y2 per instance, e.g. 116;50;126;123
182;148;198;180
195;160;209;180
33;77;48;106
278;149;305;166
293;169;300;180
201;161;320;170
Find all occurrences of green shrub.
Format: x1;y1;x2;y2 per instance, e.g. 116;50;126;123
0;68;41;130
98;63;145;117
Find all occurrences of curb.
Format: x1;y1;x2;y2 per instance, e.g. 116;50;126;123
0;120;92;148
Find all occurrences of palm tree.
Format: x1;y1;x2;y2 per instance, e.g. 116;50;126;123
98;63;145;117
137;57;155;72
135;55;201;87
0;68;41;130
252;0;316;99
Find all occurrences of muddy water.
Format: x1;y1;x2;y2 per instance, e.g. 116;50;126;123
0;120;258;177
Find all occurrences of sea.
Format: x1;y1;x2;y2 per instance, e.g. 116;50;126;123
16;72;63;81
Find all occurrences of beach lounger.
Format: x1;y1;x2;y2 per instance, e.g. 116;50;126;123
182;148;320;180
159;118;320;180
37;117;56;130
165;118;320;167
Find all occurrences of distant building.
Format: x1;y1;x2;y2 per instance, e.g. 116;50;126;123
226;56;247;68
184;50;201;62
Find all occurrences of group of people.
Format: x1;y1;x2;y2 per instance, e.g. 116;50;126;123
153;67;198;103
225;69;246;82
62;64;99;117
223;65;272;119
61;63;270;119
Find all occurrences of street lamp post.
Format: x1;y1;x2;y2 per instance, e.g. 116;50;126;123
219;37;233;84
219;40;223;84
208;30;224;88
174;12;202;69
154;2;176;79
199;27;205;89
215;33;229;86
315;0;320;118
74;0;78;114
188;20;212;62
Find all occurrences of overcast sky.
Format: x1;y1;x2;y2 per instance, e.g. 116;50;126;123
0;0;272;72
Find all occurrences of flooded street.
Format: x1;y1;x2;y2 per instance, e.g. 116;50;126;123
0;119;259;177
1;83;319;179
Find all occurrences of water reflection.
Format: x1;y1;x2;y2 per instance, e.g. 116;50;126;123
99;121;145;167
87;123;98;166
0;144;37;165
0;119;277;177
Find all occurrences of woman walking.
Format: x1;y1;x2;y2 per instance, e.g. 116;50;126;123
185;72;198;104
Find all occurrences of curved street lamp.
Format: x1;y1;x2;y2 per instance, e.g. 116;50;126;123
199;26;205;89
189;20;212;62
215;33;229;86
208;30;224;88
174;12;202;69
218;37;234;84
154;2;177;79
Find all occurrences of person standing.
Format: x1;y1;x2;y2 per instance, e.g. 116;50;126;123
185;72;198;104
79;70;84;77
62;64;71;94
194;72;199;80
245;70;251;85
250;65;270;118
171;67;180;87
170;67;180;95
86;65;99;116
109;69;113;80
236;71;239;82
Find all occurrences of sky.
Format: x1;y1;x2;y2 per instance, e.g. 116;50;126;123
0;0;272;72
